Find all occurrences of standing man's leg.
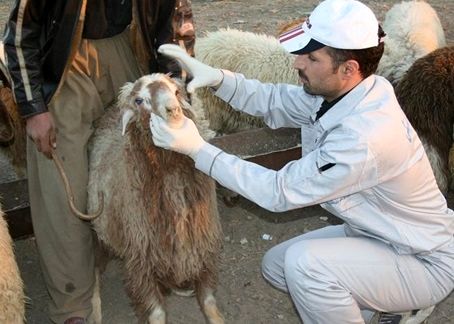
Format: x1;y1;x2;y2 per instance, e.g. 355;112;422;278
28;29;141;323
27;68;101;323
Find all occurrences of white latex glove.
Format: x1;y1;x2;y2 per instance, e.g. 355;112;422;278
150;113;206;159
158;44;224;93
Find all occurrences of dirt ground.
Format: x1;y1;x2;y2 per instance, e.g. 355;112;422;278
1;0;454;323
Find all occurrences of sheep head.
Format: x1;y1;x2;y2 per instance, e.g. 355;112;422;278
118;73;193;135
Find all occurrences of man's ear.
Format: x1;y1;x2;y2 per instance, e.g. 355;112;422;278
342;60;360;77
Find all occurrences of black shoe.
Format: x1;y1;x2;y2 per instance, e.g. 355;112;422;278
63;317;86;324
376;306;435;324
378;312;404;324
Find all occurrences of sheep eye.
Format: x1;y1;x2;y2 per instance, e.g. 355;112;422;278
134;98;144;106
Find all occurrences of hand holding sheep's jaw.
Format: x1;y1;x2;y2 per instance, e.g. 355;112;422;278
158;44;224;93
149;113;206;159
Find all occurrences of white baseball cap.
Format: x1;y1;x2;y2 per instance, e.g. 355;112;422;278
279;0;382;54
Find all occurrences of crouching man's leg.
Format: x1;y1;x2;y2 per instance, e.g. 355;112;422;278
279;234;452;324
261;225;346;292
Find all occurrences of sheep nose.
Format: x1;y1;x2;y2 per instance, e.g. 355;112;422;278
135;98;144;106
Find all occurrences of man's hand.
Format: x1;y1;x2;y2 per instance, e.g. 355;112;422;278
26;112;56;159
150;113;205;159
158;44;224;93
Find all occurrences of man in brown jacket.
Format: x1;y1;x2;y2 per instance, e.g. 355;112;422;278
3;1;195;323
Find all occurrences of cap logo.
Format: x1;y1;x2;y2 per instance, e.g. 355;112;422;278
306;18;312;29
278;24;305;44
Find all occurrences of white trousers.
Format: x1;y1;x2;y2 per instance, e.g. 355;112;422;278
261;224;452;324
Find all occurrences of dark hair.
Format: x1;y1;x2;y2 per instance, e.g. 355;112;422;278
325;25;386;78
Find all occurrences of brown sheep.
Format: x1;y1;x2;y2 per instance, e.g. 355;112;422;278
395;46;454;195
0;67;26;178
87;73;224;323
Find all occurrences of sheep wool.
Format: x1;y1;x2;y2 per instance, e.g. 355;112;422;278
396;46;454;195
377;0;446;86
0;203;25;324
193;28;299;135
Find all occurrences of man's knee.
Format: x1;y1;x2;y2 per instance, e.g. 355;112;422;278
261;246;287;291
283;242;325;292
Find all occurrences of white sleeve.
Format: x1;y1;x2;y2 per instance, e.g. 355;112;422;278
214;70;320;129
195;128;378;212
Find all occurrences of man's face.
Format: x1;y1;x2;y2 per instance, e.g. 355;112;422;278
293;47;344;101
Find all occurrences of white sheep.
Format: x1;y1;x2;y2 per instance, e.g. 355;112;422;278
86;73;224;324
376;0;446;86
0;203;25;324
193;28;299;135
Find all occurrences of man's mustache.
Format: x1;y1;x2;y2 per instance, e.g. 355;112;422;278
298;70;308;81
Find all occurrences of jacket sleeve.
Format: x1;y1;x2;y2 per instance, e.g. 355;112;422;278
3;0;48;118
195;127;378;212
214;70;319;128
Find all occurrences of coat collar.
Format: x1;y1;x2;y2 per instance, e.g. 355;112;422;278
312;75;377;130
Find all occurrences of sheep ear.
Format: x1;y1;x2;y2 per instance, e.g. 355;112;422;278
117;81;135;108
121;109;134;136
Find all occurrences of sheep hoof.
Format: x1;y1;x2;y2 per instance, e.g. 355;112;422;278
90;269;102;324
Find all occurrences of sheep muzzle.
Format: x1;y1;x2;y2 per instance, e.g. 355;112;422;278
147;80;184;128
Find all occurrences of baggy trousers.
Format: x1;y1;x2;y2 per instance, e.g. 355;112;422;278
261;224;454;324
27;29;141;323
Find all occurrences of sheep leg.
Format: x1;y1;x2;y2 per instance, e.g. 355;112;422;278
128;284;167;324
147;305;166;324
122;261;167;324
90;239;112;324
131;285;167;324
195;282;224;324
90;267;102;324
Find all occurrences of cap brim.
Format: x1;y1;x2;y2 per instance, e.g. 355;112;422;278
290;38;325;55
279;24;324;54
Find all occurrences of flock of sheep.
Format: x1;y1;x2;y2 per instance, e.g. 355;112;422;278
1;0;453;323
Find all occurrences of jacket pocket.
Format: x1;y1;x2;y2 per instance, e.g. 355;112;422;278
322;194;364;215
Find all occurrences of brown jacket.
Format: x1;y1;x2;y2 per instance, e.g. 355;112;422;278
3;0;195;118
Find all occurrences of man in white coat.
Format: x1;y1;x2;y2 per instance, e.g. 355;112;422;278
149;0;454;323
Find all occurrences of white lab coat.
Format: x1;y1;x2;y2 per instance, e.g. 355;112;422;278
195;71;454;277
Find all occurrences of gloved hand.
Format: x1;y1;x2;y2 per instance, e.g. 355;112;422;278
158;44;224;93
150;113;206;159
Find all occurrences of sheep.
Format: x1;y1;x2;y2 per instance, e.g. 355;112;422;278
376;0;446;86
0;202;25;324
86;73;224;323
395;46;454;194
0;59;26;180
193;28;299;135
192;1;446;136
